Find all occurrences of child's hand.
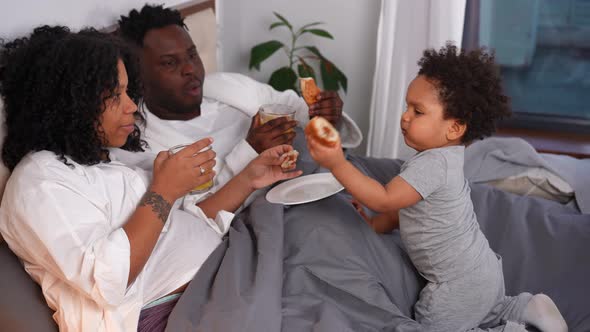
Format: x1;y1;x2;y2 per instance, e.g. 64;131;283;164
367;211;400;234
351;199;371;223
305;131;346;170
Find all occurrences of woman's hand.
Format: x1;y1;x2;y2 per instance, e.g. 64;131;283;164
305;131;346;171
242;145;303;190
195;144;300;218
151;138;216;201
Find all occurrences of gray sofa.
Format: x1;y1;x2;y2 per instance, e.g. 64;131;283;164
0;241;57;331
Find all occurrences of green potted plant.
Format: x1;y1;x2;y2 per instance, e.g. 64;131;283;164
248;12;347;94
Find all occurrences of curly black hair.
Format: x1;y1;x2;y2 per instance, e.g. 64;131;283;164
0;25;144;171
417;43;511;143
118;4;186;46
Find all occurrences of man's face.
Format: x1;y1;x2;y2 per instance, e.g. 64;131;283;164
141;25;205;119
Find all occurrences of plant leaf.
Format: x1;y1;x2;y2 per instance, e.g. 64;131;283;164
296;22;324;35
268;66;298;92
303;46;324;59
333;63;348;93
269;22;287;30
301;29;334;39
249;40;284;71
273;12;292;30
303;47;347;92
297;59;316;82
299;22;324;31
320;59;347;93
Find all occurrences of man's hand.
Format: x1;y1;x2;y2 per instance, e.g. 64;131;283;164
308;91;343;126
246;113;298;153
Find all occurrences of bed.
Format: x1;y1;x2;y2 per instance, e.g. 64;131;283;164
1;1;590;331
2;145;589;331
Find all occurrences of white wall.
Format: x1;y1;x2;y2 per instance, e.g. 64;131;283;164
217;0;382;155
0;0;187;39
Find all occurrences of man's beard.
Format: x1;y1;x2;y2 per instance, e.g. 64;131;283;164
171;98;201;114
149;92;202;116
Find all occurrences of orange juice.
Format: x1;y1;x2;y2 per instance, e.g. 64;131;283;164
193;178;214;192
168;144;215;194
259;104;296;133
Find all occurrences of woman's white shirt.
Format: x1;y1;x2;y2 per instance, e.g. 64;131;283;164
0;151;233;331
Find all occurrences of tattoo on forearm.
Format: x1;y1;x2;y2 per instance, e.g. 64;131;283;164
139;191;171;224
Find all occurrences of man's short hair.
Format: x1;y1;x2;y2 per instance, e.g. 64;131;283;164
118;4;187;46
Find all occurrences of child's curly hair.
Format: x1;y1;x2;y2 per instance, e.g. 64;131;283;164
0;26;144;171
118;4;186;46
418;43;511;143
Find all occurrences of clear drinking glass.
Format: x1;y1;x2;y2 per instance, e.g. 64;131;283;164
258;104;296;132
168;143;215;194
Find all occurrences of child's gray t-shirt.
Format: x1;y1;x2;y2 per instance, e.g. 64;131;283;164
399;145;490;283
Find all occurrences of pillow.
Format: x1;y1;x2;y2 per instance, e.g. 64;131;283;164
485;167;574;203
0;242;57;332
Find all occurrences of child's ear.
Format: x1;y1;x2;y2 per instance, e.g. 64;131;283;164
447;120;467;141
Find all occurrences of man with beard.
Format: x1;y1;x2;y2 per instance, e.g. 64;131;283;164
117;4;362;203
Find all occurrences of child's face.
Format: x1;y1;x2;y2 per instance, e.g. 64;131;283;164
400;75;460;152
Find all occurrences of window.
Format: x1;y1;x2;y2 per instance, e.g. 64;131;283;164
463;0;590;135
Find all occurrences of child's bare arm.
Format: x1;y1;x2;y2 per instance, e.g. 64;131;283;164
331;161;421;212
306;130;421;212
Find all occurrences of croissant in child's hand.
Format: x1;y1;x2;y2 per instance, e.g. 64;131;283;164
304;116;339;148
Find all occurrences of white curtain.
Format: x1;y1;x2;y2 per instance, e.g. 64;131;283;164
367;0;466;159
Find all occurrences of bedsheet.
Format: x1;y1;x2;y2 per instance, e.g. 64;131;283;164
166;154;590;331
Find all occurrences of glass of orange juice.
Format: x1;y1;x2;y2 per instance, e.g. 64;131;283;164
168;143;215;194
258;104;296;132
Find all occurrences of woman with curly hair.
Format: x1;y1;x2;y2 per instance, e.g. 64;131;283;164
306;44;567;332
0;26;301;331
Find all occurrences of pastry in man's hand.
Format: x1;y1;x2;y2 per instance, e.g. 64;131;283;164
300;77;321;105
305;116;339;148
280;150;299;170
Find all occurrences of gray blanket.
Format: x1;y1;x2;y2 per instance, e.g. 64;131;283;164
166;155;590;331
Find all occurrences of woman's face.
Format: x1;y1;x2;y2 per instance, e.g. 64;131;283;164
98;59;138;148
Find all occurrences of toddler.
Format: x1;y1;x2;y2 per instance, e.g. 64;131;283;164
306;44;567;332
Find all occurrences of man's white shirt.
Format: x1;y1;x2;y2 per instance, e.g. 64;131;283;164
132;72;363;207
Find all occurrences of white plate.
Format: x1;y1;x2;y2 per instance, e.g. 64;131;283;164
266;173;344;205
